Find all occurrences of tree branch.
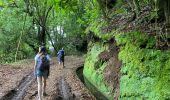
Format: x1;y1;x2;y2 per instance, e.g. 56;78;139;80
45;5;53;23
45;29;57;53
25;41;37;52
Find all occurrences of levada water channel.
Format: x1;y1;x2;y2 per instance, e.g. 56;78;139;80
76;66;108;100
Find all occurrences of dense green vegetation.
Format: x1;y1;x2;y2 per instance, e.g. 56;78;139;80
115;32;170;99
0;0;89;63
1;0;169;63
1;0;170;99
83;0;170;100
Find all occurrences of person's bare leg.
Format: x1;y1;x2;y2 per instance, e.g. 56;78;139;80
62;61;64;68
37;77;42;100
42;77;47;96
62;57;64;68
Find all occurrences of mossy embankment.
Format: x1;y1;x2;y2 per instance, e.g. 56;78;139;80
83;19;170;99
83;20;121;100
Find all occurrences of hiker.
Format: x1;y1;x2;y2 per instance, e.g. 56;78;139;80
34;46;51;100
57;48;65;68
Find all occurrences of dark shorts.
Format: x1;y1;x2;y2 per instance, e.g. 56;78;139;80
58;55;64;62
36;70;49;78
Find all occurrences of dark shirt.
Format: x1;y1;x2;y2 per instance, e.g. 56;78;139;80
57;50;64;57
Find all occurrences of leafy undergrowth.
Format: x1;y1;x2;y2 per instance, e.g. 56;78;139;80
115;32;170;99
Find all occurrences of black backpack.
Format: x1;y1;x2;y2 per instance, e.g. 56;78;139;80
39;55;50;71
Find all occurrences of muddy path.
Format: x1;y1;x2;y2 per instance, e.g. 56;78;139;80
0;56;95;100
0;72;35;100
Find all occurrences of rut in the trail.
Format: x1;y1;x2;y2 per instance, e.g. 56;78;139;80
60;76;73;100
0;72;35;100
53;76;73;100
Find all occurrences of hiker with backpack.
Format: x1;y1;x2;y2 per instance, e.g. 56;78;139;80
57;48;65;68
34;46;50;100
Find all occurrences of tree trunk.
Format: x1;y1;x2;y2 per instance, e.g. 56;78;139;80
164;0;170;26
38;25;41;45
156;0;164;19
155;0;170;26
40;26;46;46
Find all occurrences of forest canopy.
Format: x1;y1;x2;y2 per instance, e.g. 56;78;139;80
0;0;170;63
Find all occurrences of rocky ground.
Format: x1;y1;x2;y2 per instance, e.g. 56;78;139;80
0;56;95;100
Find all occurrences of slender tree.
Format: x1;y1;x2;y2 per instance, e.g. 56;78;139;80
24;0;54;46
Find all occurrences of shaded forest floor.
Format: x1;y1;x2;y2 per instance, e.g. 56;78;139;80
0;56;95;100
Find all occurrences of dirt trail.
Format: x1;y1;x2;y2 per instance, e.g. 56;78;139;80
0;56;95;100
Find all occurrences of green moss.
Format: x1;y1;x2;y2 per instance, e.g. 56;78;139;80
83;42;113;100
115;32;170;99
84;30;170;99
86;19;115;41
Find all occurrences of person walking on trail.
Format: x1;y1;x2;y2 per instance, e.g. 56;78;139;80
57;48;65;68
34;46;51;100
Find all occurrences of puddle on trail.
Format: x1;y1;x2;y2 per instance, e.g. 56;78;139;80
77;66;108;100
